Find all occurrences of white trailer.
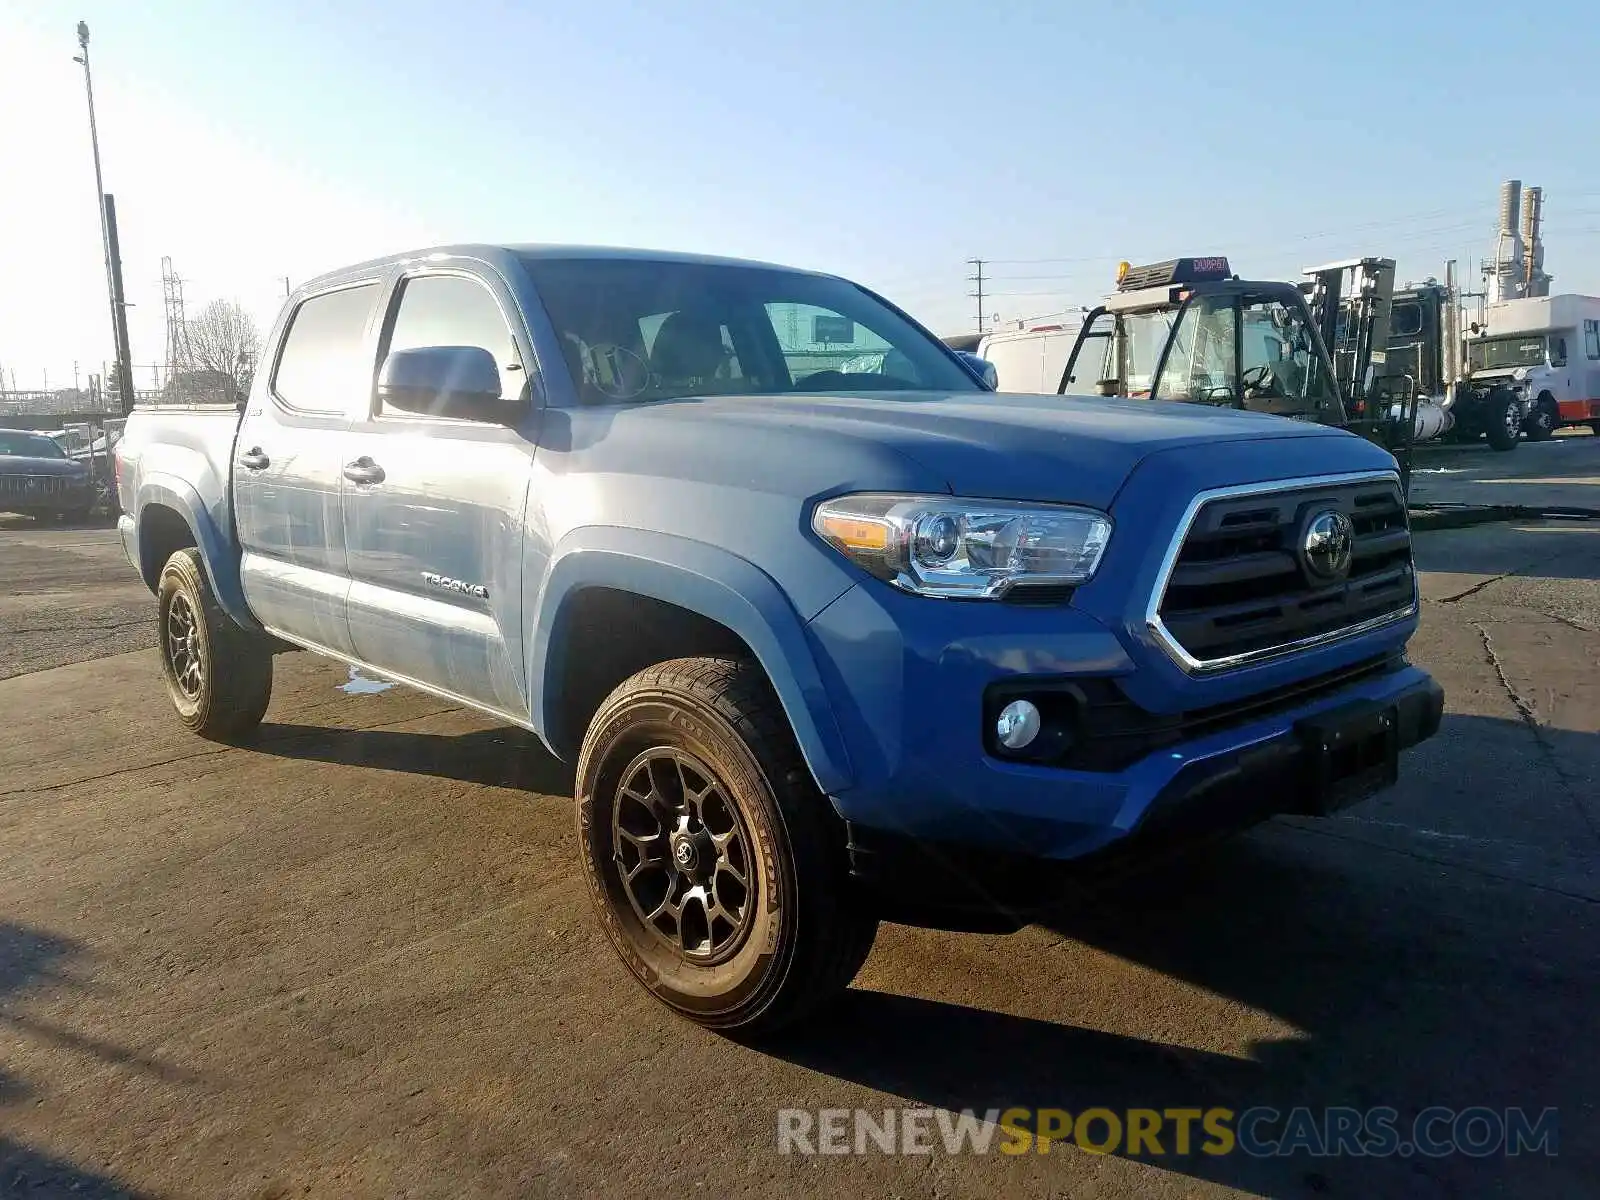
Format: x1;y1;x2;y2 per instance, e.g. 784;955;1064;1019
1466;294;1600;434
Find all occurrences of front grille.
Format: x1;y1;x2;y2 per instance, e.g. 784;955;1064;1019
1152;474;1414;669
0;474;73;500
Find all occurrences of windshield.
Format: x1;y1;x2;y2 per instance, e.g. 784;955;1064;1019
1466;335;1547;372
1122;292;1339;419
0;431;67;459
521;257;981;404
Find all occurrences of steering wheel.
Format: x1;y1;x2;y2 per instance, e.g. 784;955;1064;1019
795;370;847;391
582;343;653;400
1241;363;1273;392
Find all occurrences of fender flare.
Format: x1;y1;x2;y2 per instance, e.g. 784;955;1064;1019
529;527;854;794
135;474;258;630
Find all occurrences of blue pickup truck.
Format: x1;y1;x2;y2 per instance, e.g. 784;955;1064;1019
116;244;1443;1033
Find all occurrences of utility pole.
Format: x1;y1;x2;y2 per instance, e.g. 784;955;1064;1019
104;194;136;414
74;22;135;416
967;258;986;333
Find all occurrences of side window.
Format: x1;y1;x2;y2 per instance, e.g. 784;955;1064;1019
1584;319;1600;360
1550;336;1568;367
1390;302;1424;339
271;283;380;413
380;274;523;415
640;310;747;388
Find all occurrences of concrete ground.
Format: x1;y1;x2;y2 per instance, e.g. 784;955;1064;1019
0;517;1596;1198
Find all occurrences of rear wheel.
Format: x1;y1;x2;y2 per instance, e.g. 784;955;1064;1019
1523;392;1559;442
576;656;877;1035
157;548;273;740
1589;420;1600;437
1484;388;1521;452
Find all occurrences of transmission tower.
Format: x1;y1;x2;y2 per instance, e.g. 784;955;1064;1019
161;256;193;386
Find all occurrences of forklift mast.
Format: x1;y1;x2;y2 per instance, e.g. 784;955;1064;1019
1304;257;1397;417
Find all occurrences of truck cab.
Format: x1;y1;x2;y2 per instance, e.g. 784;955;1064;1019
1465;294;1600;436
1059;257;1349;425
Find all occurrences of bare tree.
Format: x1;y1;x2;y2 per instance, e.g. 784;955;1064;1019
184;299;261;400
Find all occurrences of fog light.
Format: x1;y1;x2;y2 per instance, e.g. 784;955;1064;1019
996;699;1041;751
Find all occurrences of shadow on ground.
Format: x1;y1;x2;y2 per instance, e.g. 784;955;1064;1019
253;722;575;795
764;714;1598;1197
0;923;150;1198
1412;518;1600;582
233;693;1595;1195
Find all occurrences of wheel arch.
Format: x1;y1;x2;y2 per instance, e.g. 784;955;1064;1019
528;528;854;795
134;476;257;630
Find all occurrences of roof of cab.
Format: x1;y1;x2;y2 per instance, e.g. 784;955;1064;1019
298;243;826;294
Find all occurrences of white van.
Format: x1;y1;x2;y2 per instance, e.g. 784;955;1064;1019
972;321;1085;394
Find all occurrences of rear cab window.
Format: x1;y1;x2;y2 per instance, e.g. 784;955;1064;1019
271;283;382;413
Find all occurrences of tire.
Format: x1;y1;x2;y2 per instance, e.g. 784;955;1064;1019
1484;388;1521;452
576;656;878;1036
1589;420;1600;438
1523;392;1559;442
156;548;273;740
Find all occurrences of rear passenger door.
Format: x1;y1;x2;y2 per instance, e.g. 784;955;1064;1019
235;281;381;657
340;268;536;720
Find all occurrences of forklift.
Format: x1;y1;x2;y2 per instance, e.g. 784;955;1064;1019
1057;256;1423;479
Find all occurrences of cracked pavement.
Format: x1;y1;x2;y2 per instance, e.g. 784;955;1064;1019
0;517;1596;1199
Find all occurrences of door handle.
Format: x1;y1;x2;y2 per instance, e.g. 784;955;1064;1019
239;447;270;471
343;457;386;485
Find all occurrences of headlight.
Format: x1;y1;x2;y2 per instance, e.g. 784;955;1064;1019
812;493;1112;599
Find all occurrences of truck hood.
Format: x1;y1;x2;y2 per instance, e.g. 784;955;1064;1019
617;390;1355;508
0;455;87;476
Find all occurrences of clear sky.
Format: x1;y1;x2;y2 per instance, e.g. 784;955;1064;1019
3;0;1599;388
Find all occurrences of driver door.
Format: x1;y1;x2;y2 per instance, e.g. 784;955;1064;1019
340;267;538;720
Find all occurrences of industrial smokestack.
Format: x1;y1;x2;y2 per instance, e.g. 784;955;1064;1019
1487;179;1527;303
1523;186;1551;297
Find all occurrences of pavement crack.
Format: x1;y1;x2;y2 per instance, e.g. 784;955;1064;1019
1475;622;1540;726
1474;621;1600;848
1436;545;1571;604
1439;572;1520;604
1531;608;1596;633
0;746;234;797
1292;823;1600;905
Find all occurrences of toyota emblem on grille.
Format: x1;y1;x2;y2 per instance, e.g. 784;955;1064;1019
1301;509;1354;581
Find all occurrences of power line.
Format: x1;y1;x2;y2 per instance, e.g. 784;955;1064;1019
967;258;986;332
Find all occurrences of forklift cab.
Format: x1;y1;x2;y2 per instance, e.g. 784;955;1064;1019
1058;257;1348;425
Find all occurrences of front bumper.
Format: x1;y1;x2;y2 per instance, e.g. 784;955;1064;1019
847;669;1443;916
807;576;1435;865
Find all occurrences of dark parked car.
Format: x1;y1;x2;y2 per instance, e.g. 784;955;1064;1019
0;428;96;522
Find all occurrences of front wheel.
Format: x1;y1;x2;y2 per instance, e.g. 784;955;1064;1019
1484;388;1521;452
1523;392;1559;442
157;548;273;740
576;657;877;1035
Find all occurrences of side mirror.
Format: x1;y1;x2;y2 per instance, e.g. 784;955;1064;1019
377;345;512;423
955;350;999;390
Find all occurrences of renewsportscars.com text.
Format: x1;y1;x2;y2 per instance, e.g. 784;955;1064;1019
777;1106;1558;1158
